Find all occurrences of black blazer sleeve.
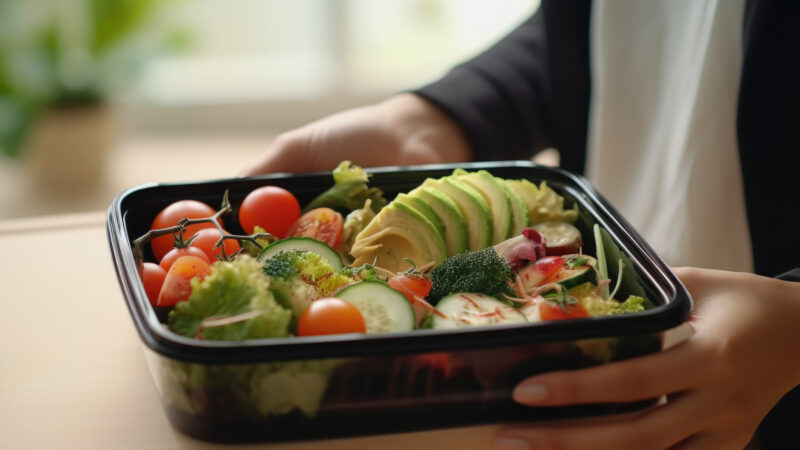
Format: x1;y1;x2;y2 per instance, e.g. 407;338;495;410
737;0;800;278
414;1;592;175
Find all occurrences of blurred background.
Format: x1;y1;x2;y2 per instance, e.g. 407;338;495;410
0;0;539;219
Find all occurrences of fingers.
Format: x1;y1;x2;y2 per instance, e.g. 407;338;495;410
512;337;714;406
493;402;696;450
498;365;763;450
238;132;311;177
494;388;730;450
237;93;473;177
671;267;722;305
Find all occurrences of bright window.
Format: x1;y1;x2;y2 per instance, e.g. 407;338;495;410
138;0;540;107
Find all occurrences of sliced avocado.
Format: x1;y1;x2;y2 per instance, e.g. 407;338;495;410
507;187;531;235
351;201;447;273
453;169;517;243
422;177;492;251
395;193;446;237
408;186;469;256
504;179;579;225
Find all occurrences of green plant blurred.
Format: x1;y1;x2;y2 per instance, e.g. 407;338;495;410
0;0;188;158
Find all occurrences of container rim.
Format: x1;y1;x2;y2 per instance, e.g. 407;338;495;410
106;160;692;364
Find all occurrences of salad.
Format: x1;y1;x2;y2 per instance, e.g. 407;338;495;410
120;162;676;437
134;161;651;342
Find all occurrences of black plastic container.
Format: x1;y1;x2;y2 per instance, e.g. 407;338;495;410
107;161;692;443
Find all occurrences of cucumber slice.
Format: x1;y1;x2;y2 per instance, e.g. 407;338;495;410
432;293;528;329
336;281;415;334
257;237;343;270
552;266;597;290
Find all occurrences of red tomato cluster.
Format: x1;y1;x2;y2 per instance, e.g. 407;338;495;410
150;200;220;261
142;186;346;309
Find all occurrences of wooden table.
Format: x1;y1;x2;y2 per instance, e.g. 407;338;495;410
0;212;696;449
0;212;501;449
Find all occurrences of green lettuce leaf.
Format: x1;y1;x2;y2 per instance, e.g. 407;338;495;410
617;295;646;314
168;255;291;340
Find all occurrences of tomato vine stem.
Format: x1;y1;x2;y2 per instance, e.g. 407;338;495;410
132;190;276;265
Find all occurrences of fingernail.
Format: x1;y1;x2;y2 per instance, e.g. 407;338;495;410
513;384;549;403
493;437;531;450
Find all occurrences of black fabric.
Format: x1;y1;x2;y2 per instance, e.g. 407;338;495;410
414;0;800;444
415;1;592;175
776;268;800;282
760;268;800;449
737;0;800;278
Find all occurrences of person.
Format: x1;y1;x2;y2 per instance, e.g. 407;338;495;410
241;1;800;448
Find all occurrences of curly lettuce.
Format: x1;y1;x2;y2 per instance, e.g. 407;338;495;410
504;178;579;224
569;282;646;316
168;255;291;340
303;160;387;214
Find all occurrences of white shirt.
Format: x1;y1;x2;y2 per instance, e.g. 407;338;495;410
586;0;753;272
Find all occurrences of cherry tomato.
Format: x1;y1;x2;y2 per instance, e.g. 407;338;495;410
159;246;210;271
151;200;220;262
190;228;241;262
140;262;167;307
539;301;590;321
157;255;212;307
297;297;367;336
238;186;301;237
388;272;432;303
518;255;565;290
389;272;434;323
287;207;344;248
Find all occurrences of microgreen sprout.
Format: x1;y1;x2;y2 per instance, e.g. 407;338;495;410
566;255;589;269
608;259;625;300
543;287;580;313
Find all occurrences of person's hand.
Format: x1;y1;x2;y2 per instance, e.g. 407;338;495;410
239;93;472;176
492;267;800;450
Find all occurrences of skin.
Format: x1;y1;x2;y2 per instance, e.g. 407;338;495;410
242;96;800;449
493;267;800;450
239;94;471;176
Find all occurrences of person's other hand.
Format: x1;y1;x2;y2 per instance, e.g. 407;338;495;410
493;267;800;450
239;93;471;176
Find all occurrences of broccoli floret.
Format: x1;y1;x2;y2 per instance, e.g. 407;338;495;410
427;247;514;304
336;263;381;283
262;250;358;318
262;250;303;280
263;250;340;283
303;161;387;214
263;250;330;316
